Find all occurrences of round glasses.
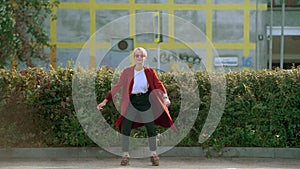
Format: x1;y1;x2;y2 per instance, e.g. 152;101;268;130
134;54;145;58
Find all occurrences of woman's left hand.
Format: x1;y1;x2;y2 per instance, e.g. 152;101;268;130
164;98;171;107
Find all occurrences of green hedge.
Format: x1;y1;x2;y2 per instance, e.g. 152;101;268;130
0;67;299;149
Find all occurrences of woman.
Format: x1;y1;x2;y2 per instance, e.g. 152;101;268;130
97;47;176;166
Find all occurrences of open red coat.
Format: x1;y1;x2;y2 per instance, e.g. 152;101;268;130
105;66;177;131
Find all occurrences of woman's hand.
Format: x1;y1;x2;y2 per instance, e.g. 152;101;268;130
164;98;171;107
162;93;171;107
97;99;108;110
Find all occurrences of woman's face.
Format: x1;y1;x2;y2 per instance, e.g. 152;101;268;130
134;51;146;64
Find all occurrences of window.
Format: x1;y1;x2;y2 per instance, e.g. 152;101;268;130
268;0;300;7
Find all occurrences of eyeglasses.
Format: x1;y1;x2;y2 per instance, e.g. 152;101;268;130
134;54;145;58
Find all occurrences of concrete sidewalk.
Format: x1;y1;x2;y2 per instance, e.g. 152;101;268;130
0;156;300;169
0;147;300;159
0;147;299;169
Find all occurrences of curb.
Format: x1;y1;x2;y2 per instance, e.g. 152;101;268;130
0;147;299;159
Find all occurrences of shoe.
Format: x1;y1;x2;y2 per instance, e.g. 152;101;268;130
120;156;130;166
150;155;159;166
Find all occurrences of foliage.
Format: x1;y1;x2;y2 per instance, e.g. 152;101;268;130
0;68;44;147
23;66;95;146
0;0;59;68
203;69;300;151
0;67;299;150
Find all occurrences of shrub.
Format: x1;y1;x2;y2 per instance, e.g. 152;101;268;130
0;67;299;149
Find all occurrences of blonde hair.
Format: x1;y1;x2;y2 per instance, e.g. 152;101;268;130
133;47;147;57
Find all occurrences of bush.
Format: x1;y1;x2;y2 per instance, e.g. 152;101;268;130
0;68;44;147
0;67;299;149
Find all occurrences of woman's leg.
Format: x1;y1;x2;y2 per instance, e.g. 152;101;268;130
145;121;160;166
144;121;157;151
120;117;133;152
141;109;159;166
141;109;157;151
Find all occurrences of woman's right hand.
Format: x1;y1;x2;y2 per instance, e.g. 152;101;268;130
97;99;107;110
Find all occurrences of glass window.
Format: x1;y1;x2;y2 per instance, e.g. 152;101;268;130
135;0;168;3
96;10;129;42
289;0;300;6
56;9;90;42
56;48;89;68
96;0;128;3
174;10;206;42
212;0;243;4
212;10;244;43
135;10;168;43
174;0;206;4
274;0;282;6
269;0;300;7
60;0;89;2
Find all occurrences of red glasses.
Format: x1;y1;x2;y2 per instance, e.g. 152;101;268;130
134;54;145;58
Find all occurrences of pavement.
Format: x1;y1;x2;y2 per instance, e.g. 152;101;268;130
0;147;299;169
0;157;300;169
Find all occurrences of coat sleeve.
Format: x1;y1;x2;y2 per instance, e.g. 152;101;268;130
150;68;167;94
105;69;126;102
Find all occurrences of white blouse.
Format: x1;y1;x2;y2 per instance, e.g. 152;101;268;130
132;68;149;94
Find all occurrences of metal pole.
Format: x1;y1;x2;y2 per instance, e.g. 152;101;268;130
154;11;161;71
269;0;273;70
157;43;160;70
255;0;259;70
280;0;285;69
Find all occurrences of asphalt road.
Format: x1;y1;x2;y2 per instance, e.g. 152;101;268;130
0;157;299;169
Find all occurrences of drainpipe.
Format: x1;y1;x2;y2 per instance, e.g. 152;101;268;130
269;0;273;70
280;0;285;69
255;0;259;70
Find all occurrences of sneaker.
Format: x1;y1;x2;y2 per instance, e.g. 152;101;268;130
150;155;159;166
120;156;130;166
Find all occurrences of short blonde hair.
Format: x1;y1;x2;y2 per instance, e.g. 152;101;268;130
133;47;147;57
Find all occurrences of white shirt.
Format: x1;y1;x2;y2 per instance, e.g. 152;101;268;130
132;68;149;94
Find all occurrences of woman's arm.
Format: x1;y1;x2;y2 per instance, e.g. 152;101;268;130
97;99;108;110
151;69;167;93
105;69;126;101
97;69;126;110
150;68;171;106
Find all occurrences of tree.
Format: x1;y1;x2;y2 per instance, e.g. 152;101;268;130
0;0;59;69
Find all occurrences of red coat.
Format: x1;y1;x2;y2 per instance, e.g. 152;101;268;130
105;66;177;131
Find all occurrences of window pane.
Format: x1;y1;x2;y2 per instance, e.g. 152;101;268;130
274;0;281;6
96;0;128;3
135;0;168;3
174;0;205;4
135;10;168;43
60;0;88;2
291;0;300;5
212;10;244;43
212;0;243;4
174;10;206;42
56;9;90;42
96;10;129;42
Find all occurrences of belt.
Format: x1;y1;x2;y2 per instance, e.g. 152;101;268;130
131;92;148;96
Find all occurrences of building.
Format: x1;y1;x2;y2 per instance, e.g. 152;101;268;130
266;0;300;69
36;0;299;72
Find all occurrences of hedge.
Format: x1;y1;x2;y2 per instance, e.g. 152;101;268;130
0;67;299;150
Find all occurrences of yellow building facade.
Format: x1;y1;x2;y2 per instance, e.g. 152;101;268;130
49;0;267;72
